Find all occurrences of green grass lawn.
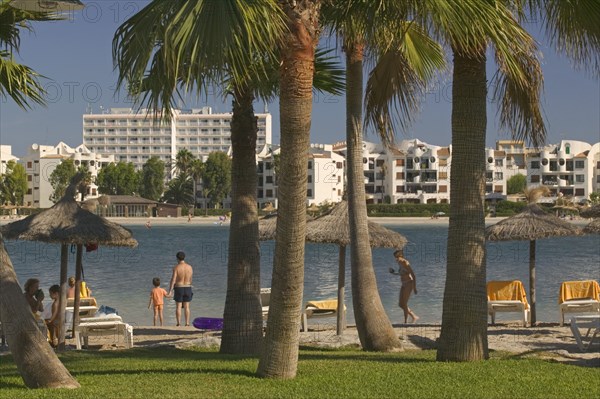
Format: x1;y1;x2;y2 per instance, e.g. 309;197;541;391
0;346;598;399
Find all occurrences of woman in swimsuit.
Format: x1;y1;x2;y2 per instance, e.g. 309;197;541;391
389;249;419;323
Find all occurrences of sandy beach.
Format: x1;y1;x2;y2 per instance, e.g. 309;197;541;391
30;322;595;367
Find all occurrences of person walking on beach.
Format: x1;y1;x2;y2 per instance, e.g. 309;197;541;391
148;277;171;326
168;251;193;326
389;250;419;323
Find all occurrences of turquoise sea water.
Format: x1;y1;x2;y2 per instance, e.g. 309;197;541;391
5;223;600;328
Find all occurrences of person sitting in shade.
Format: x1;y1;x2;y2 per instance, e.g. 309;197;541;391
23;278;44;314
67;276;92;299
389;250;419;323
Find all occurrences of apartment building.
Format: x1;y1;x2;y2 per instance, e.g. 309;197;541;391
21;142;114;208
256;143;345;208
495;140;531;180
485;148;508;195
526;140;596;203
0;145;18;175
83;107;272;176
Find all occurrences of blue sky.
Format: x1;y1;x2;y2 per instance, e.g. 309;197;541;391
1;0;598;157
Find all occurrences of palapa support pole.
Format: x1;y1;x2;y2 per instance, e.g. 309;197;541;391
337;245;346;335
72;244;83;334
58;244;69;350
529;240;536;325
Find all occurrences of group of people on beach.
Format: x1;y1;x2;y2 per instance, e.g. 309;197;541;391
23;276;92;348
147;249;418;328
148;251;194;327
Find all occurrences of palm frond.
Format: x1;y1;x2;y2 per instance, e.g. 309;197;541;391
536;0;600;77
364;22;446;146
113;0;286;119
0;51;46;109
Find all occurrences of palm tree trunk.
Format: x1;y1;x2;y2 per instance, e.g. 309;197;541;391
437;48;489;362
345;41;401;351
0;240;80;389
257;0;320;379
220;87;263;355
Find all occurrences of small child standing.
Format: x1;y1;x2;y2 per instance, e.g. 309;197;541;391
44;285;60;348
148;277;171;326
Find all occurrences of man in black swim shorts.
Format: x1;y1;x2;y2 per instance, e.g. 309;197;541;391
168;251;194;326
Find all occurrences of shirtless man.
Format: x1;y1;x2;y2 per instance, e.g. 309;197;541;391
168;251;193;326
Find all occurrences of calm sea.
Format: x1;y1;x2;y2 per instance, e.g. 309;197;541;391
5;222;599;327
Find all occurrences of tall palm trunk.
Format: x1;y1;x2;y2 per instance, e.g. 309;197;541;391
0;239;80;389
437;48;489;361
345;41;401;351
220;87;263;355
257;0;320;379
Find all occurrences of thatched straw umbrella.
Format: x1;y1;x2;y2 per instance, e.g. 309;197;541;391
259;200;407;334
580;204;600;219
485;188;583;324
583;218;600;234
0;173;137;348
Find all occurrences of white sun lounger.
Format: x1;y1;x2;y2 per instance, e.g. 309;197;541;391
74;315;133;349
570;315;600;352
260;288;271;320
559;281;600;326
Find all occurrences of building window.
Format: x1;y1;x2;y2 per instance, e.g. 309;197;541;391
308;161;312;170
27;161;32;168
27;188;32;195
575;160;585;169
396;172;404;180
438;185;447;193
376;159;385;167
27;175;32;181
565;145;570;155
531;175;540;183
396;185;404;193
396;159;405;166
307;175;312;183
494;185;503;193
266;176;273;184
307;189;313;197
265;162;272;170
575;175;585;183
530;161;540;169
266;189;273;197
494;172;503;180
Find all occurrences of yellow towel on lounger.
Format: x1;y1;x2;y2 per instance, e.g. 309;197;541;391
305;299;338;311
487;280;529;308
559;280;600;304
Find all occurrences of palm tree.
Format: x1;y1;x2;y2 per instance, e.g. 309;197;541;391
113;0;285;356
255;0;323;379
174;148;194;178
322;1;445;351
162;175;194;206
0;2;80;389
413;1;546;362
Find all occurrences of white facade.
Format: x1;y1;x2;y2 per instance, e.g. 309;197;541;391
0;145;18;175
255;143;344;208
21;142;114;208
526;140;596;203
485;148;509;195
83;107;272;176
334;140;453;204
495;140;530;181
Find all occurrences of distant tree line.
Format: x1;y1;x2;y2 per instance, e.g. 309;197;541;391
46;149;231;208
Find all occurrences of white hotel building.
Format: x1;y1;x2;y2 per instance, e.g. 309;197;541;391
82;107;272;176
1;145;18;175
526;140;599;203
255;143;345;208
21;142;114;209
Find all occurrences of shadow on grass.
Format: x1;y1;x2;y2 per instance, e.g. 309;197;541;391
70;366;256;378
